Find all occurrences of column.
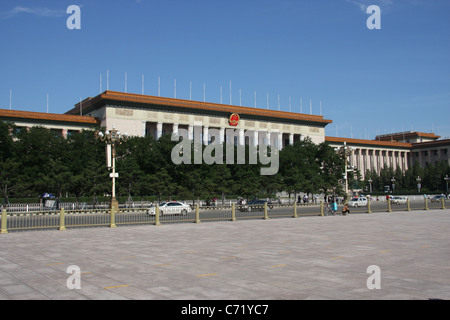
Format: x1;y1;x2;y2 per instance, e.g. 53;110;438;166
358;149;364;173
173;123;179;137
188;125;194;140
289;133;294;146
219;127;225;144
278;132;283;150
142;121;147;137
203;126;209;145
156;122;163;140
239;129;245;146
266;132;271;146
404;151;409;171
254;131;259;147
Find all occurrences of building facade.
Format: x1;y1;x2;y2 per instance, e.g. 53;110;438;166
2;90;449;177
66;91;332;149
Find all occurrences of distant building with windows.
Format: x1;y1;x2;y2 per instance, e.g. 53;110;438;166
2;91;449;177
0;109;99;137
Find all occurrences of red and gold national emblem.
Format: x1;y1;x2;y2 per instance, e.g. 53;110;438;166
229;113;240;127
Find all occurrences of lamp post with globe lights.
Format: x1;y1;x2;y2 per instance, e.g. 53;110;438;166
334;142;356;202
96;127;128;210
416;176;421;194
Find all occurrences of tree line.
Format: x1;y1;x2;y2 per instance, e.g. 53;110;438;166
0;122;448;204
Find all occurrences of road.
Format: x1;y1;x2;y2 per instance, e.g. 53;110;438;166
3;200;446;232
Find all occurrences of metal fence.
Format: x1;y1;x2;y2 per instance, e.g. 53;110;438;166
0;198;447;234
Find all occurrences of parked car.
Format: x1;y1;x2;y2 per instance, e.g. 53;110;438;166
431;195;447;203
390;196;407;205
239;199;273;212
147;201;192;215
348;197;367;207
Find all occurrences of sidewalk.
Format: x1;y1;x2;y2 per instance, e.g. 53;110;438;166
0;209;449;300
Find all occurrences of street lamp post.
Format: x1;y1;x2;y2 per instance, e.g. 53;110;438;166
416;176;421;194
97;127;128;210
335;142;355;202
391;177;396;195
368;178;373;194
445;175;449;195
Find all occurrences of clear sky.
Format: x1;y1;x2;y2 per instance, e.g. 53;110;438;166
1;0;449;139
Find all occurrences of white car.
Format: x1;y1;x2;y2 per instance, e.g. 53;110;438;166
148;201;192;216
390;196;407;205
349;197;367;207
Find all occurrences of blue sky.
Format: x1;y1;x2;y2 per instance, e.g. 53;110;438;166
1;0;449;139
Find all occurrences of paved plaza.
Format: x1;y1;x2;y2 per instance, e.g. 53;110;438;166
0;209;449;300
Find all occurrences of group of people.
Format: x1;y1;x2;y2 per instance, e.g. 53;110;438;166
297;194;320;204
327;196;350;215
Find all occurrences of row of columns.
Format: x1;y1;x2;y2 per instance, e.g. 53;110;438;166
350;148;409;177
152;121;300;150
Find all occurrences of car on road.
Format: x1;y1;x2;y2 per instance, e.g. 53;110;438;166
147;201;192;215
430;195;447;203
390;196;408;205
348;197;367;207
239;199;273;212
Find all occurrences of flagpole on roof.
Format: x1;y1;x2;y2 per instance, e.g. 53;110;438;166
158;76;160;96
229;80;232;105
239;88;242;106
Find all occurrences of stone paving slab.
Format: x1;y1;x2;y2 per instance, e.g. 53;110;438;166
0;209;449;300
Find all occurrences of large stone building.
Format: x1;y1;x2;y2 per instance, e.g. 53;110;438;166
2;90;449;177
65;91;332;148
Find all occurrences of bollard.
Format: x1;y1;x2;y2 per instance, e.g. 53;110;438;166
424;197;429;211
407;198;411;211
195;204;201;223
154;205;161;226
231;203;236;221
320;201;324;216
387;199;392;212
110;206;117;228
264;202;269;220
367;198;372;214
441;197;445;210
1;210;8;234
59;208;66;231
293;202;298;218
